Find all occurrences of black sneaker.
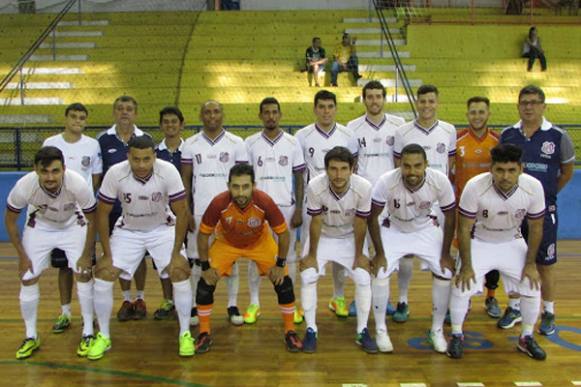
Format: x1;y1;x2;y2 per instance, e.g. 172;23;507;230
446;333;464;359
302;327;317;354
539;312;556;336
196;332;213;354
497;306;522;329
285;330;303;353
517;335;546;360
355;328;378;354
227;306;244;326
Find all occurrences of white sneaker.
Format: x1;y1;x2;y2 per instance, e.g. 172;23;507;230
429;329;447;353
376;329;393;353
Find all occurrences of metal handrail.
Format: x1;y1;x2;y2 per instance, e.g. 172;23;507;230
0;0;78;95
372;0;417;118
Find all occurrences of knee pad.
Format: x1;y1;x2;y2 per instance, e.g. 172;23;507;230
50;248;68;268
196;278;216;305
353;268;371;287
274;276;295;305
300;267;319;286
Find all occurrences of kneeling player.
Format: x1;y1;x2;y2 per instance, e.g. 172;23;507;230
6;147;97;359
300;146;377;354
195;164;302;353
90;136;194;360
447;144;547;360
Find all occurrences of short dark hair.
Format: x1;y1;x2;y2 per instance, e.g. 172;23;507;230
324;146;355;168
228;163;255;184
400;143;427;161
467;96;490;108
417;84;439;98
314;90;336;107
259;97;281;114
312;36;321;43
35;146;64;168
491;143;523;164
362;80;386;98
113;95;138;112
128;135;155;151
159;106;184;124
64;103;88;117
518;85;545;103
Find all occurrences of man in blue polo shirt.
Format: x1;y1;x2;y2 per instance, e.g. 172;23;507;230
97;95;152;321
152;106;186;320
499;85;575;336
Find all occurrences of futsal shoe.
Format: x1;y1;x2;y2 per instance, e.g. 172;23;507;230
485;297;502;319
133;299;147;320
294;308;304;324
302;327;317;353
179;331;195;357
539;312;556;336
195;332;213;354
497;307;522;329
16;337;40;359
190;307;199;326
87;332;111;360
227;306;244;326
392;302;409;323
446;333;464;359
517;335;547;360
77;335;94;357
116;300;134;321
285;330;303;352
428;329;447;353
52;314;71;333
386;302;396;316
328;296;349;318
356;328;378;354
153;299;175;320
375;329;393;353
243;304;261;324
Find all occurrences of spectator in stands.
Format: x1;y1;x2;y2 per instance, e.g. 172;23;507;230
331;32;362;87
522;26;547;72
305;37;328;87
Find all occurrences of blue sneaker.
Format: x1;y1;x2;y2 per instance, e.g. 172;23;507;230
386;302;396;316
539;312;556;336
303;327;317;353
393;302;409;323
497;307;522;329
356;328;378;354
348;300;357;317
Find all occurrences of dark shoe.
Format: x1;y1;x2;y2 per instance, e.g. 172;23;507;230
355;328;378;354
446;333;464;359
302;327;317;353
133;299;147;320
485;297;502;319
497;307;522;329
195;332;213;354
517;335;546;360
285;330;303;352
227;306;244;326
117;300;134;322
539;312;556;336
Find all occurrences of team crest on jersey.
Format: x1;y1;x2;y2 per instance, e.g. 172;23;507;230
546;243;556;260
107;148;117;154
247;217;261;228
225;216;233;225
219;152;230;163
151;192;162;202
386;136;395;146
541;141;555;155
419;201;431;210
81;156;91;167
514;208;527;219
474;148;483;154
436;142;446;154
279;156;288;166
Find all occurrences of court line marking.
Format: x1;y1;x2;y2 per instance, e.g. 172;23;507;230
514;382;543;387
458;383;485;387
400;384;427;387
571;382;581;386
0;360;207;387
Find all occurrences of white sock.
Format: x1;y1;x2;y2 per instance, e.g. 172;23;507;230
449;285;471;335
372;276;390;333
248;261;261;306
76;280;94;336
20;283;40;339
172;280;193;336
520;295;541;337
332;262;345;298
543;300;555;314
61;303;71;317
508;297;520;311
190;263;201;308
398;257;413;304
301;268;318;332
431;277;451;332
354;268;371;333
122;290;131;302
93;278;114;339
135;290;144;300
226;262;240;308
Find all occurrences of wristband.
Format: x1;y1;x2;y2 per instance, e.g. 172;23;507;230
276;257;286;267
200;261;210;271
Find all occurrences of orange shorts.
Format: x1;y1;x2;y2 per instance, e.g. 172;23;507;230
209;230;287;277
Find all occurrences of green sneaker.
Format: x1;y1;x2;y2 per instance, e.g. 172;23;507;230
16;337;40;359
52;314;71;333
294;308;304;324
77;335;94;357
328;297;348;318
87;332;111;360
179;331;195;357
393;302;410;323
243;304;261;324
153;299;175;320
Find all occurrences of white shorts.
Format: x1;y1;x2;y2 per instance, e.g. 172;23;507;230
280;204;298;262
302;234;368;279
458;237;539;297
111;224;186;280
185;214;203;260
21;222;87;281
376;224;452;280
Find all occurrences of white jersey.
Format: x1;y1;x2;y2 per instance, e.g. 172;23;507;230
348;113;405;185
393;120;456;175
7;169;97;230
98;159;186;232
458;172;545;243
43;133;102;190
181;130;248;216
372;168;456;233
306;173;372;239
295;123;358;182
245;131;306;207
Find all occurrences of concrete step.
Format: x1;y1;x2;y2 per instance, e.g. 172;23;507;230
29;55;89;61
5;82;72;90
343;17;397;23
359;64;416;72
39;42;96;49
0;97;63;105
345;27;401;34
54;31;103;37
358;51;410;58
357;39;405;46
58;20;109;26
21;67;82;75
0;114;53;124
357;78;423;87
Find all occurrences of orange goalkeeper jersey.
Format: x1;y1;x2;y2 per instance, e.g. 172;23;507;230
455;128;499;197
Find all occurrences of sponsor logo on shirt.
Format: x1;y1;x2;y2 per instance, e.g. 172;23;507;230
436;142;446;154
81;156;91;167
107;149;117;154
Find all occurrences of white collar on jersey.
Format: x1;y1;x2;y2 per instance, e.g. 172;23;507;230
157;138;184;152
513;117;553;131
107;124;144;138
